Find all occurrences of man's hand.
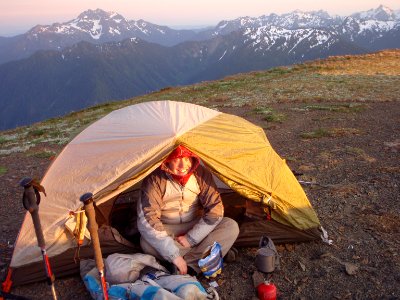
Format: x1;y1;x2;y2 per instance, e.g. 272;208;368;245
175;235;191;248
172;256;188;275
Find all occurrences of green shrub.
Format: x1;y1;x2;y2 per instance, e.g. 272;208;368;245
303;103;366;113
253;107;286;123
29;150;56;159
0;166;7;175
28;129;47;137
300;128;332;139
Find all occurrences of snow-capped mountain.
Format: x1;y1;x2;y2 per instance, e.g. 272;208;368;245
262;10;342;29
338;6;399;50
207;6;398;40
33;9;133;41
0;9;198;64
1;6;399;65
206;5;400;52
192;6;399;55
196;10;342;40
351;5;398;21
242;26;341;55
39;8;197;44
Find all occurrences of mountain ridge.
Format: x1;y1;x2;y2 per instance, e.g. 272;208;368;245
0;28;368;130
0;6;399;130
0;6;399;64
1;49;398;149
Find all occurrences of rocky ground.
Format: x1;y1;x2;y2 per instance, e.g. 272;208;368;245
1;100;399;299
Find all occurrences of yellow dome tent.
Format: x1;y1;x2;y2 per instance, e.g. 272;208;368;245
7;100;326;286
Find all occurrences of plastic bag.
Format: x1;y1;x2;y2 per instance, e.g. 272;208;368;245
198;242;223;278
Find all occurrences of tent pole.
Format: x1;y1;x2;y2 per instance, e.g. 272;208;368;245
20;178;58;300
80;193;109;300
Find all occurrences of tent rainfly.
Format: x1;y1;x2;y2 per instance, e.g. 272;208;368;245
6;100;329;287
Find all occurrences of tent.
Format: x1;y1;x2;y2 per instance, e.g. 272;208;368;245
6;100;326;287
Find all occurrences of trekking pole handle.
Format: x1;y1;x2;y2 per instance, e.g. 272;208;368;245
20;177;45;248
19;178;58;300
79;193;105;272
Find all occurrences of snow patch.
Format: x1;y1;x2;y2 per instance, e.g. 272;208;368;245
358;20;396;34
134;21;150;35
218;23;227;29
109;28;121;35
90;19;102;39
219;49;227;60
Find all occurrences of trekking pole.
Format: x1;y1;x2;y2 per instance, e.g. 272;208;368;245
80;193;109;300
19;178;58;300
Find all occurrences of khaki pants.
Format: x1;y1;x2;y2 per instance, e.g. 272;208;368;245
140;217;239;272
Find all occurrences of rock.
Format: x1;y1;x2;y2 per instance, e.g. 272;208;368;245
285;244;295;252
276;244;285;252
299;261;306;272
320;252;333;259
225;247;237;263
298;164;316;172
384;139;400;152
284;276;292;283
361;258;369;265
345;263;359;275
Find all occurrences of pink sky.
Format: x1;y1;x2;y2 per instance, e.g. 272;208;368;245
1;0;399;36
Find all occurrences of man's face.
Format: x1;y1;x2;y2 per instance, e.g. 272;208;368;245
168;157;192;176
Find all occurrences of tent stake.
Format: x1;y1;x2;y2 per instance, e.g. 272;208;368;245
80;193;109;300
20;178;58;300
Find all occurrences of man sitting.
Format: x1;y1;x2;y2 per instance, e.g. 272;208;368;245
137;145;239;275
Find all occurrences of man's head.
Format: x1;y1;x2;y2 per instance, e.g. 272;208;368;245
167;156;192;176
161;145;200;185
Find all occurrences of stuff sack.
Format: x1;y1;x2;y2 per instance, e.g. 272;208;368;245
82;269;182;300
82;266;129;300
81;262;182;300
141;269;208;300
81;257;209;300
119;280;182;300
104;253;167;284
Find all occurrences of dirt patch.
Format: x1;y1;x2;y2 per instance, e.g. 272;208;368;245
1;101;400;299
